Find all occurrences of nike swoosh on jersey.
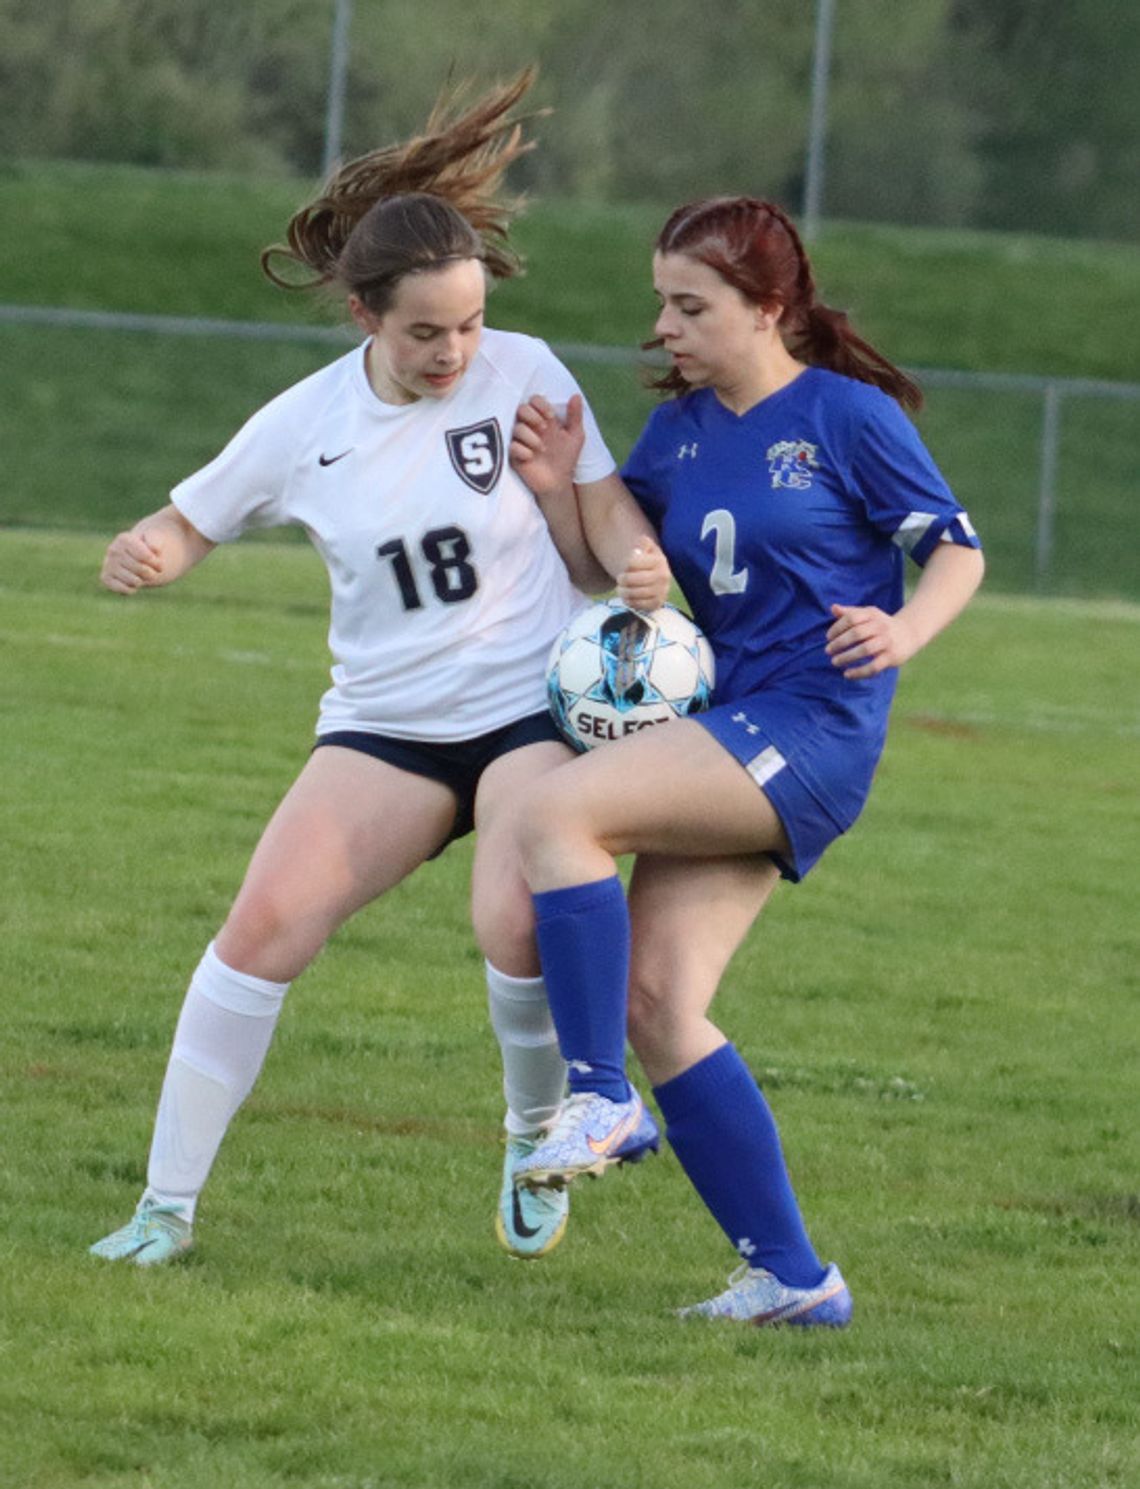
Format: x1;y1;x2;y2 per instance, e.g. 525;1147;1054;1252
318;448;354;466
585;1103;642;1156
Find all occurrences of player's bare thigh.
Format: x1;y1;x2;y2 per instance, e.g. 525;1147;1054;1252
627;852;780;1085
519;719;792;883
471;738;576;977
216;745;458;981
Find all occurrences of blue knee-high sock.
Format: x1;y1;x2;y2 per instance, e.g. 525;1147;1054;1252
654;1043;826;1288
532;877;630;1101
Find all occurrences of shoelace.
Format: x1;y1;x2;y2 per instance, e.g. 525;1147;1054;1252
723;1262;774;1291
523;1186;564;1214
134;1204;187;1236
540;1091;601;1137
508;1141;559;1195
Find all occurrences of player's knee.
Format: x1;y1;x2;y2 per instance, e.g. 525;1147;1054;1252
471;891;538;978
514;775;593;882
626;963;677;1056
218;890;326;979
628;953;719;1069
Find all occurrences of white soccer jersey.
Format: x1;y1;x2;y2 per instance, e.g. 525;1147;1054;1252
172;328;616;741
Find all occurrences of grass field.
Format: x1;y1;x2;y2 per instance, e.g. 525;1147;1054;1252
1;530;1137;1488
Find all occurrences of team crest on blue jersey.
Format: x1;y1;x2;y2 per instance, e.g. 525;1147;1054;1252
766;439;820;490
446;418;503;493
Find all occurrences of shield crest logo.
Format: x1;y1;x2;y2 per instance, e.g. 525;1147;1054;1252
446;418;503;494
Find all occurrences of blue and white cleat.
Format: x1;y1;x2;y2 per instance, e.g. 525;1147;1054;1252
677;1262;853;1328
513;1090;660;1189
89;1194;193;1267
495;1137;570;1259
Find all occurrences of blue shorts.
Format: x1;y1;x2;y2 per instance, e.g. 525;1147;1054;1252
697;690;887;881
314;711;565;849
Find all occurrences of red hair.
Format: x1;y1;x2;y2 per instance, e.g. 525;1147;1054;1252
650;197;922;411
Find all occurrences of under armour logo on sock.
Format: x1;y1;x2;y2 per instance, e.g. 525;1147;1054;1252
737;1237;757;1260
568;1059;594;1076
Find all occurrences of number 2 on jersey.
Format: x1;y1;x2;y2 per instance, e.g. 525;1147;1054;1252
701;509;749;595
376;525;479;610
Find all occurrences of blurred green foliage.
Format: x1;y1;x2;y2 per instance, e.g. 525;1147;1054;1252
0;0;1135;239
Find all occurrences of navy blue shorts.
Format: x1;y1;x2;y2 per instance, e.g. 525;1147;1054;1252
697;691;886;882
314;711;565;849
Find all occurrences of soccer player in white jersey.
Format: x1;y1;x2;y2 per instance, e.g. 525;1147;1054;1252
508;196;984;1325
89;71;668;1268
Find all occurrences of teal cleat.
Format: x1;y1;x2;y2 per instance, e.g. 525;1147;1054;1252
495;1137;570;1259
677;1262;853;1328
512;1090;659;1189
89;1194;193;1267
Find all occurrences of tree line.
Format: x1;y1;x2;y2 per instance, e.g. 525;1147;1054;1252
1;0;1134;241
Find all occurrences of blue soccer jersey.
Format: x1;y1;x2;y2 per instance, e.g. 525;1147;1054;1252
622;367;981;872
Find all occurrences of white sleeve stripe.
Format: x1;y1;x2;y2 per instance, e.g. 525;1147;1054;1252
938;513;978;543
891;511;937;552
895;510;978;551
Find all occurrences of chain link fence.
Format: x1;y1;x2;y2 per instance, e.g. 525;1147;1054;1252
2;302;1135;600
2;2;1135;597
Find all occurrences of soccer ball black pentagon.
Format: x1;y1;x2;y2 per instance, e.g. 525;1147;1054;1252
546;599;716;752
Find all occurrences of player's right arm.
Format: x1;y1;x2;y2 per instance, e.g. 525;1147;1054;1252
511;394;671;611
100;504;216;594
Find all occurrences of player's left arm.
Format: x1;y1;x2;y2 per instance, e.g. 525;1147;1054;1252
826;542;985;680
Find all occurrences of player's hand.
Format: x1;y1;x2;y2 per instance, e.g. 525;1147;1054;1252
510;393;585;498
617;535;671;612
100;528;164;594
826;603;919;679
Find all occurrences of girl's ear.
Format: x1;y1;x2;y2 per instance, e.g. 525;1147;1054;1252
755;300;784;333
348;294;378;335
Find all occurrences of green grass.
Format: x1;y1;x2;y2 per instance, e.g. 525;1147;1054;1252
2;162;1138;598
4;162;1140;379
2;162;1139;599
3;317;1134;597
1;532;1138;1488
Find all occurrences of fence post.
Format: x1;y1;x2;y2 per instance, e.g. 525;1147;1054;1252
802;0;836;243
321;0;354;179
1035;382;1062;591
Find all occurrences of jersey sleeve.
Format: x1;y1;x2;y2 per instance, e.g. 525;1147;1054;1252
521;343;617;485
170;394;300;543
849;393;981;566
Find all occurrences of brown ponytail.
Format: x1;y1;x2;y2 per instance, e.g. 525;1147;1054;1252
261;67;542;312
649;196;923;411
802;303;924;412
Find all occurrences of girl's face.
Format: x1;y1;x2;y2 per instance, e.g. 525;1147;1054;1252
352;258;487;405
652;251;778;395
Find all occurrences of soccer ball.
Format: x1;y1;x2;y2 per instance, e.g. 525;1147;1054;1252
546;599;716;752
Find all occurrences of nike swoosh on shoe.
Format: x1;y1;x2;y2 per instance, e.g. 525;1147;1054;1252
586;1103;642;1156
510;1187;541;1239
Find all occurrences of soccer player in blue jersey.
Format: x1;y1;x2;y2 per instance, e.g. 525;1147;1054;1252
509;196;984;1326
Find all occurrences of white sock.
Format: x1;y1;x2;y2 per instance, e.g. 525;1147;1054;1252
146;942;288;1221
485;960;566;1138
